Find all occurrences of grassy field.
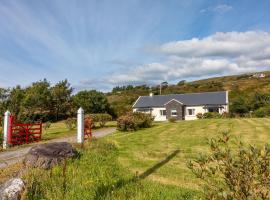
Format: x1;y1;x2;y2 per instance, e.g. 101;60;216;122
23;118;270;199
104;118;270;195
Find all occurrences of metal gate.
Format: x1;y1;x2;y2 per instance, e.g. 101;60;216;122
8;115;42;145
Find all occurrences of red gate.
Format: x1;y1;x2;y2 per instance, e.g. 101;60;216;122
8;115;42;145
84;117;92;140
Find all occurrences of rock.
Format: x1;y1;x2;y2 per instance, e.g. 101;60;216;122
0;178;25;200
23;142;77;169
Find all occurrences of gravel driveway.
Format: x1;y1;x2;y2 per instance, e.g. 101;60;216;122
0;127;116;168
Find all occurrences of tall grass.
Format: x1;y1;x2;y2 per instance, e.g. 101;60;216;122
23;140;200;199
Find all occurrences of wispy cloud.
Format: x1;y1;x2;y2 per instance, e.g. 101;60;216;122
200;4;232;14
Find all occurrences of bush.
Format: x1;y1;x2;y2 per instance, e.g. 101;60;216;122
221;111;230;118
86;113;112;127
117;114;137;131
230;96;249;116
188;131;270;199
117;112;153;131
64;118;76;130
133;112;154;128
254;107;267;118
202;112;221;119
196;113;203;119
168;117;177;123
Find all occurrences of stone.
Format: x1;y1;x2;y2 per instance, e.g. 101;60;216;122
23;142;77;169
0;178;25;200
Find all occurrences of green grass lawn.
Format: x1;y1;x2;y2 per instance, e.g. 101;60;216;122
104;118;270;195
43;120;117;140
23;118;270;199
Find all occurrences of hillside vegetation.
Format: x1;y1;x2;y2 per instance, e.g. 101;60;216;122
107;71;270;116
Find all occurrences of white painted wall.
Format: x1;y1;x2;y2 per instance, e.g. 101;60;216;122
151;107;167;121
185;105;229;120
133;104;229;121
185;106;206;120
133;107;166;121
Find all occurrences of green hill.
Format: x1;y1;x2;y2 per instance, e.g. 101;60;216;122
106;71;270;116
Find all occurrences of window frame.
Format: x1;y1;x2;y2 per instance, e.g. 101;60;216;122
208;107;219;113
160;109;166;116
187;108;195;116
171;109;178;116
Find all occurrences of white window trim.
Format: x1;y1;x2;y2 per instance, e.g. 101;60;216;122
187;108;195;116
171;109;177;116
160;109;166;116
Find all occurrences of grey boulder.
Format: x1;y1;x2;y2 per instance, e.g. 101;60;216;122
23;142;77;169
0;178;25;200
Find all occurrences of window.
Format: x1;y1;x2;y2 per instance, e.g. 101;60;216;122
160;110;166;116
171;109;177;116
208;107;219;113
187;108;195;116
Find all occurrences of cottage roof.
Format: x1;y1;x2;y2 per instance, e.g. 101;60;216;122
133;91;227;108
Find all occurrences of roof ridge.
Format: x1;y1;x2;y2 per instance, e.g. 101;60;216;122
140;91;227;97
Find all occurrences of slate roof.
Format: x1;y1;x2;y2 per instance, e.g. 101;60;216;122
133;91;227;108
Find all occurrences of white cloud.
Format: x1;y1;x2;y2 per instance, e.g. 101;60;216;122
200;4;232;14
157;31;270;58
105;31;270;86
212;4;232;14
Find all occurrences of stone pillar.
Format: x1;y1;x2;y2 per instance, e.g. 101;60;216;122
3;110;11;149
77;107;84;143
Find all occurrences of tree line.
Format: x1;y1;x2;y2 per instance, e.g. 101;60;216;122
0;79;113;122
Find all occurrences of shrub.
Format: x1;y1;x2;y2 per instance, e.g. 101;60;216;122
188;131;270;199
99;113;112;127
133;112;154;128
117;112;153;131
117;114;137;131
221;111;229;118
86;113;112;127
254;107;267;118
202;112;221;119
230;96;249;115
168;117;177;123
64;118;76;130
196;113;203;119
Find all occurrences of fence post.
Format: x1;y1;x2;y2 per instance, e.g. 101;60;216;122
3;111;11;149
77;107;84;143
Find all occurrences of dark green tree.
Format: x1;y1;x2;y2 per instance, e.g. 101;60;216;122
230;96;249;115
7;85;24;116
22;79;52;121
73;90;110;113
51;80;73;120
0;88;9;114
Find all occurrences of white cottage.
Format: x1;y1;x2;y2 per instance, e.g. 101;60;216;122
132;91;229;121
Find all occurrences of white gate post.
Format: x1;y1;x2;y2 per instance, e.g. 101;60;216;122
77;107;84;143
3;110;11;149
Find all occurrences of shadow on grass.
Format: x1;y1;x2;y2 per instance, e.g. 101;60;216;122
138;149;180;179
94;149;180;199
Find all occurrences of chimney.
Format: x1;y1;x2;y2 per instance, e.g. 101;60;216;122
149;92;153;97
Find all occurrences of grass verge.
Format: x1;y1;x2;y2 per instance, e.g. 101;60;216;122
23;140;201;200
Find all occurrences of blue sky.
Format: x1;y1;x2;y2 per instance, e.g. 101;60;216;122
0;0;270;91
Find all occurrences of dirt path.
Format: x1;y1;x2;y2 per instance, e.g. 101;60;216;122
0;127;116;168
